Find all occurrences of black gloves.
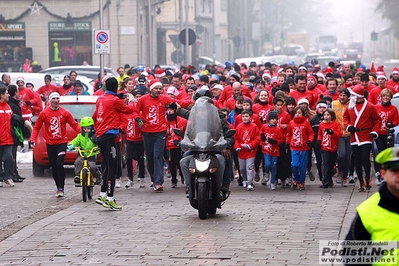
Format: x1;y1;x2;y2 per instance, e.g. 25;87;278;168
41;96;46;102
325;129;334;135
173;139;180;147
370;132;378;139
267;137;278;144
347;126;356;133
25;101;31;106
260;133;266;141
306;140;312;147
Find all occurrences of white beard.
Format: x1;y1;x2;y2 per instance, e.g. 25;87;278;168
348;95;357;109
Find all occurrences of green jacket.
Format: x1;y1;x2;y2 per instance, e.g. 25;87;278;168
69;132;98;157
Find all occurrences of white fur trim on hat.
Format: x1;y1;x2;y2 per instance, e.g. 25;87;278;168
49;92;60;101
297;98;309;105
142;71;149;77
262;73;271;79
16;77;25;83
150;81;162;90
377;74;387;80
213;84;224;91
316;102;328;109
156;72;166;78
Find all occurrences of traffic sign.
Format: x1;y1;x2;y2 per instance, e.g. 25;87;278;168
94;29;110;54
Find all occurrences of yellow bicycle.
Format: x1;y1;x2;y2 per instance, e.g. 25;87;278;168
76;147;99;202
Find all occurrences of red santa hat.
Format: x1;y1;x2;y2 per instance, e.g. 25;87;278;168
356;68;364;73
166;86;179;96
16;76;25;83
377;72;387;80
370;61;377;74
349;84;365;98
149;79;162;90
377;65;385;72
324;67;333;74
306;75;317;83
392;67;399;74
155;69;165;78
182;74;190;81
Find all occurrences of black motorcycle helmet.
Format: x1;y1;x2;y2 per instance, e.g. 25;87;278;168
192;88;212;101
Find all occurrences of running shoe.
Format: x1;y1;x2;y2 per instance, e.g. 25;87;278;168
115;179;121;188
125;180;134;188
254;172;260;182
348;176;355;184
95;195;107;205
358;183;365;192
299;183;305;190
270;183;276;190
153;184;163;192
342;178;348;187
171;183;177;188
292;180;298;189
102;199;122;210
247;184;253;191
4;179;15;187
139;178;145;188
55;189;64;197
308;171;315;182
365;178;371;191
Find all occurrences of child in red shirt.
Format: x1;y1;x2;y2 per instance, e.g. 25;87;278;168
318;109;343;188
234;110;260;190
260;111;283;190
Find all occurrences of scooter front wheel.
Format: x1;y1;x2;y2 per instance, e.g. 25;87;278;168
198;182;208;219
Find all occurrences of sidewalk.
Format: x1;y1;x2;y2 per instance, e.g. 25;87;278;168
0;164;374;265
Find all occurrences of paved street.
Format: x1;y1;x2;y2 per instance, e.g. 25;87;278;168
0;162;375;265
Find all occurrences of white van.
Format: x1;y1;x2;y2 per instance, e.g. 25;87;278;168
1;72;48;88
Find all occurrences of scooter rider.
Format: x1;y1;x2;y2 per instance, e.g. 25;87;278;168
178;88;235;199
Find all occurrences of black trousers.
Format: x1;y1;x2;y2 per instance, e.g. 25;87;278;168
321;150;337;186
373;134;388;173
97;135;118;197
277;142;291;181
46;143;67;190
351;144;372;184
126;140;145;180
167;148;183;184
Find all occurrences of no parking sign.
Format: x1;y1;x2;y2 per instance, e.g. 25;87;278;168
94;29;110;54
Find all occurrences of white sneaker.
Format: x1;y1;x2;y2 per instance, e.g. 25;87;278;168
261;176;267;185
4;179;15;187
247;184;253;191
270;183;276;190
115;179;121;188
125;180;133;188
0;181;2;187
139;178;145;188
242;181;248;188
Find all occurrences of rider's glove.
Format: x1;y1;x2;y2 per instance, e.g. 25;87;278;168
67;144;74;151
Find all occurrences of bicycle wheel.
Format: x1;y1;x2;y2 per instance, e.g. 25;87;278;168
81;168;89;202
87;173;93;200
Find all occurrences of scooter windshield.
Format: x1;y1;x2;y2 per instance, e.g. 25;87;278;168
180;100;227;152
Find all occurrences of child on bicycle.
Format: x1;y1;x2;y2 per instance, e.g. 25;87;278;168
67;116;101;186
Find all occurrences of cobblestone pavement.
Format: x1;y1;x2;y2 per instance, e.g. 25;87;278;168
0;164;375;265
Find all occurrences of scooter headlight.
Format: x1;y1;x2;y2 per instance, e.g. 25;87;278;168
195;159;210;172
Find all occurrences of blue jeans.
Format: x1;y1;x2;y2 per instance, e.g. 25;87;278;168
291;150;308;184
143;132;166;186
264;154;278;184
